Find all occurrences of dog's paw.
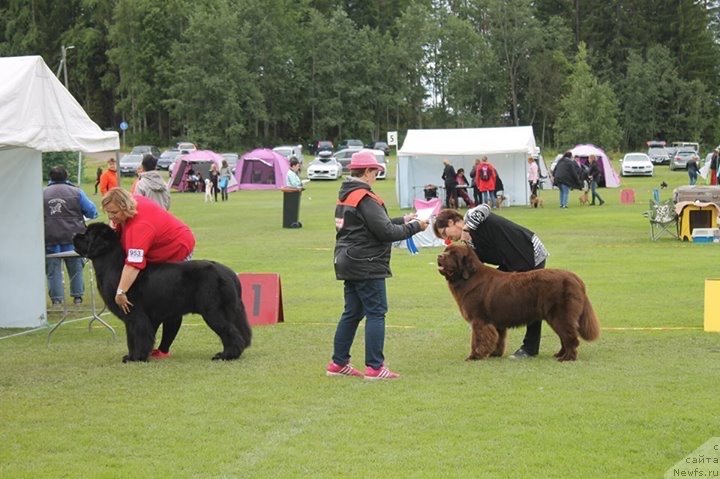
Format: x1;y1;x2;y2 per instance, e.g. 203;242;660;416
465;354;482;361
122;354;149;363
212;351;240;361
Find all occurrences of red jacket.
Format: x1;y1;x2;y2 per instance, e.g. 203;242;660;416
474;162;497;192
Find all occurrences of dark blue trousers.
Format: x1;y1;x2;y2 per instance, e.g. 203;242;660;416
332;279;388;369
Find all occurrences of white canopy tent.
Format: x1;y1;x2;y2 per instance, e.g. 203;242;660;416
0;56;119;328
396;127;538;208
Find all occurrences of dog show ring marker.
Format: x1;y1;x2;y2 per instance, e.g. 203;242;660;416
237;273;285;326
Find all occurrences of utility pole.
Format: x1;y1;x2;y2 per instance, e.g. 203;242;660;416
56;45;75;89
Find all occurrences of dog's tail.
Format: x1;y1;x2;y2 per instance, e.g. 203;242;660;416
230;273;253;348
579;296;600;341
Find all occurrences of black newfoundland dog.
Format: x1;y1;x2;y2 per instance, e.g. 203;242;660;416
73;223;252;363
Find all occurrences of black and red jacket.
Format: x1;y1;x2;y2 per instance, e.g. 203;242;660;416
333;178;422;281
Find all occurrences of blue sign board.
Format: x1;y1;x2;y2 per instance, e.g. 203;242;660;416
120;121;128;131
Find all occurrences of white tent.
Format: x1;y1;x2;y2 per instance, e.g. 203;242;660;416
396;127;538;208
0;56;119;328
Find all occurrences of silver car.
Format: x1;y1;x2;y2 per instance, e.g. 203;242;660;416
670;148;699;171
119;145;160;176
333;148;386;178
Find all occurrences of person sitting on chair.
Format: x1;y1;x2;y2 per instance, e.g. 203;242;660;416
454;168;475;208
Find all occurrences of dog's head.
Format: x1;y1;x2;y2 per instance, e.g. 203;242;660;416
437;243;478;282
73;223;121;259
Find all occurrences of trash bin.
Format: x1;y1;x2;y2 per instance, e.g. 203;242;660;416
281;188;302;228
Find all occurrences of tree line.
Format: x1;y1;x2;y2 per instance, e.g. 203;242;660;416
2;0;720;152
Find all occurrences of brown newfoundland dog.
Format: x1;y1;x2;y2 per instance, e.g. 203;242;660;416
437;243;600;361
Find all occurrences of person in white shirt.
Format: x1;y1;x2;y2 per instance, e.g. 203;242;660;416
286;157;304;189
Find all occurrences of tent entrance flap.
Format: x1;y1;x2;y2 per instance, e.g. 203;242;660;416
240;158;277;185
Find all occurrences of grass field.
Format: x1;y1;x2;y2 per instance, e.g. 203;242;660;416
2;158;719;478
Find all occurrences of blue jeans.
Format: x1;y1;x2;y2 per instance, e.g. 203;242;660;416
481;190;496;207
558;184;570;207
332;279;388;369
689;171;698;185
46;256;84;301
590;180;603;204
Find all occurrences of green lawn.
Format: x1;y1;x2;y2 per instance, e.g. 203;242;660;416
1;160;718;478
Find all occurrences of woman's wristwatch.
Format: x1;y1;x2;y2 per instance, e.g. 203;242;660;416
116;288;126;296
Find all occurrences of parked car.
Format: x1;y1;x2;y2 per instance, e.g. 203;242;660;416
220;152;239;173
333;148;387;178
119;145;160;176
176;141;197;153
620;152;654;177
338;139;364;150
273;144;304;166
333;148;356;172
157;148;180;170
647;140;670;165
671;141;699;153
306;151;342;180
366;140;390;156
670;148;699;171
310;140;333;155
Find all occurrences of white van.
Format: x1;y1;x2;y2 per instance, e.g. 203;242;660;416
273;145;304;166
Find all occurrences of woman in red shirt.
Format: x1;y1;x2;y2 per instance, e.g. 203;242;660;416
101;188;195;358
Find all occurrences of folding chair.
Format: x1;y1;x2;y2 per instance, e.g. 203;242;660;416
647;199;678;241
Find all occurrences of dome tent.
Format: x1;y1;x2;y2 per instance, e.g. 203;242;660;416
234;148;290;190
570;144;621;188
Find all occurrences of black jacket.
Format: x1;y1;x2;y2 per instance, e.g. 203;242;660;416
464;205;540;272
553;158;583;189
442;164;457;187
334;178;422;280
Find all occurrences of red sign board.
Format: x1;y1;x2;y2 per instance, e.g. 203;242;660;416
237;273;284;326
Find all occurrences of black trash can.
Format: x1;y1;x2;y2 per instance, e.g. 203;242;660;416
282;188;302;228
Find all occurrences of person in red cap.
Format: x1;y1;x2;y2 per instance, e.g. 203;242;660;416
327;150;429;380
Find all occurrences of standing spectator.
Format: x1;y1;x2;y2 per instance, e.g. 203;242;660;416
454;168;475;208
587;155;605;205
98;158;118;195
475;156;497;207
441;159;458;208
327;150;428;380
101;188;195;358
286;157;304;189
219;160;232;201
687;154;699;186
494;172;505;207
527;156;539;197
433;205;549;359
136;154;171;210
209;163;221;201
44;166;98;305
469;158;482;205
94;166;102;195
553;151;582;208
710;148;719;186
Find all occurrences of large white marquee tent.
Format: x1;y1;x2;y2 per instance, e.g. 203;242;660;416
0;56;119;328
396;126;538;209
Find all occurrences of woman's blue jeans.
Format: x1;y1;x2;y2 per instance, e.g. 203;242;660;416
332;279;388;369
558;184;570;207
